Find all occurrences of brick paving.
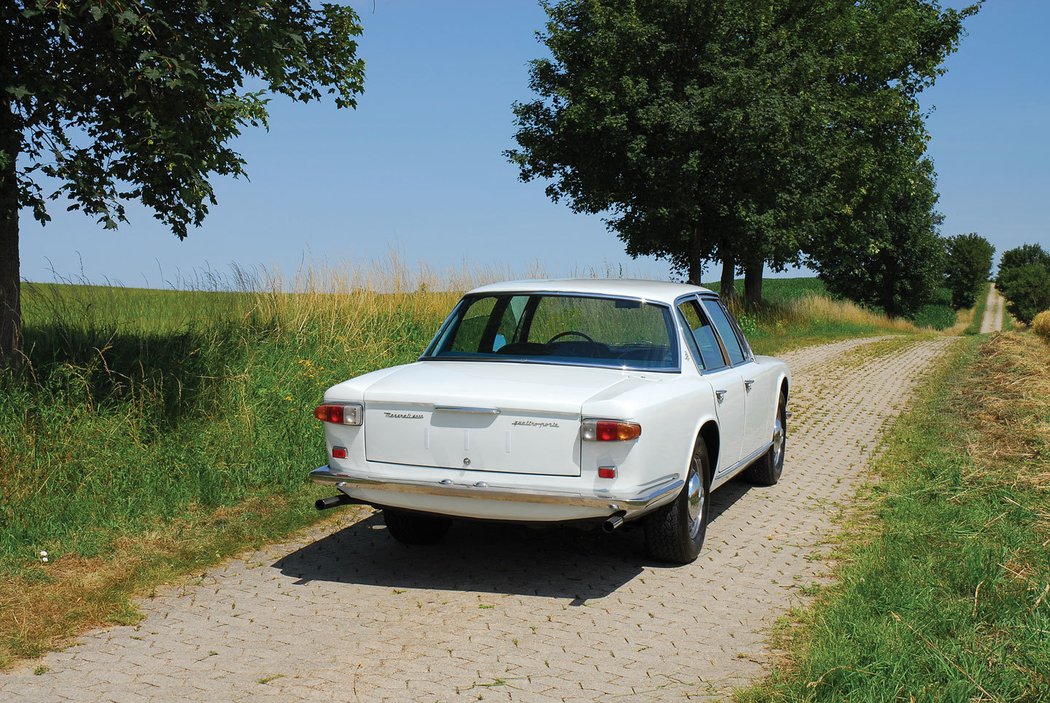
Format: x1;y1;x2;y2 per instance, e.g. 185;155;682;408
1;335;957;702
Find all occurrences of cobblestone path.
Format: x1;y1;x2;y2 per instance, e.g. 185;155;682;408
1;335;957;702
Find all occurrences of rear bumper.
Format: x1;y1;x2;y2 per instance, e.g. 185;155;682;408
309;465;683;521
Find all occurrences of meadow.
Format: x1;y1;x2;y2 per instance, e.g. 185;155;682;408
0;269;944;664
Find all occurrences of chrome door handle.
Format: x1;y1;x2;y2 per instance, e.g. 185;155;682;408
744;379;754;391
715;389;727;403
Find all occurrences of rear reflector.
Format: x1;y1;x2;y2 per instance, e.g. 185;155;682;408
598;466;617;479
582;419;642;441
331;446;348;459
314;403;363;426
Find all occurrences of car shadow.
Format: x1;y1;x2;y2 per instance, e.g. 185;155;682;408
274;477;754;601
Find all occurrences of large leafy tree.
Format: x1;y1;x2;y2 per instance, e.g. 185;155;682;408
943;233;994;309
0;1;366;366
507;0;976;307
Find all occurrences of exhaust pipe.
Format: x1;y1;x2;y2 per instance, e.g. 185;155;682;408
316;494;355;511
602;511;627;533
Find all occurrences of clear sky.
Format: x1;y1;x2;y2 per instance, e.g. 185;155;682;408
17;0;1049;288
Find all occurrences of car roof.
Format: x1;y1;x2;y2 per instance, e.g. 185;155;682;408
466;278;715;305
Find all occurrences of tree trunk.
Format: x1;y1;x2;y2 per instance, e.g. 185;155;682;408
720;255;735;300
686;223;703;285
0;99;21;369
744;260;763;308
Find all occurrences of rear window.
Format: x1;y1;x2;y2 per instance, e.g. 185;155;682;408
424;293;679;370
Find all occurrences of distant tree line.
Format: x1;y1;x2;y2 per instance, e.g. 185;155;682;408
997;243;1050;325
508;0;982;317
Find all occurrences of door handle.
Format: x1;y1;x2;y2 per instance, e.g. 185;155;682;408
715;389;727;403
744;379;754;391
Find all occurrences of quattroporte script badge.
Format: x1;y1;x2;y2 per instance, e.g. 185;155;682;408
512;420;560;428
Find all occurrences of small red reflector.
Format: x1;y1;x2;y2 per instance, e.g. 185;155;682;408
598;467;617;479
314;404;344;424
331;446;348;459
595;421;641;442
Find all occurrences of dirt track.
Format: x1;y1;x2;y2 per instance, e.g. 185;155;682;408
1;335;957;702
980;285;1005;333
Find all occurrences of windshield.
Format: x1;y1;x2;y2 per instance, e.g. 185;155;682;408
423;293;679;371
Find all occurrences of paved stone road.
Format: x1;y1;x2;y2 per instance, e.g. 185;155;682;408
2;336;957;702
979;284;1005;333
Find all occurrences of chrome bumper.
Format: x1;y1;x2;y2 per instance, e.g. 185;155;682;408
309;466;683;516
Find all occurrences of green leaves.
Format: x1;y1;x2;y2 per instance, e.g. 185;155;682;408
1;0;366;240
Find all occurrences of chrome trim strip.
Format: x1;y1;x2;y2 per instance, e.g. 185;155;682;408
434;405;501;415
309;466;683;515
714;440;774;479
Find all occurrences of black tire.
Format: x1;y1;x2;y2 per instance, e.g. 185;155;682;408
644;437;710;564
383;508;452;545
745;392;787;486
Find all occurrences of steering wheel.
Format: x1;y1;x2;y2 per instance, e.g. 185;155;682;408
546;330;596;344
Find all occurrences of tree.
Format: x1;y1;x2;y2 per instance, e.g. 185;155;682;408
507;0;977;308
808;148;946;318
1;1;366;366
507;0;834;303
997;243;1050;325
943;233;994;309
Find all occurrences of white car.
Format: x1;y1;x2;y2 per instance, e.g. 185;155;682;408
310;279;790;563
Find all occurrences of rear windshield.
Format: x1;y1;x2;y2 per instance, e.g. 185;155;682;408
423;293;679;371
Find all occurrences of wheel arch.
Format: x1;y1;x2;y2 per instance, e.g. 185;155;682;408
697;420;719;488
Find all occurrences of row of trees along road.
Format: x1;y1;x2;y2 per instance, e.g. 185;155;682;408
0;1;366;367
997;243;1050;325
508;0;980;312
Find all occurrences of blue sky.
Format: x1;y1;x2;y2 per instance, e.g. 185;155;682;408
18;0;1049;287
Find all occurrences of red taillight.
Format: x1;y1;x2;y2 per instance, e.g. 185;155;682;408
598;466;617;479
314;404;344;424
331;446;348;459
584;420;642;441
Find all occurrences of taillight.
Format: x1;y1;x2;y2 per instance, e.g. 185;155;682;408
582;419;642;441
314;403;363;426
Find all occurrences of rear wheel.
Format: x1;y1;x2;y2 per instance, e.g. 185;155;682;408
383;508;452;545
644;437;710;564
745;392;787;486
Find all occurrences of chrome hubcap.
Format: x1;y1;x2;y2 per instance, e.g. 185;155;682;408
686;469;704;536
772;413;785;465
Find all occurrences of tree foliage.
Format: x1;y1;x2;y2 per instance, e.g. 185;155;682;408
507;0;978;311
0;0;366;365
997;243;1050;325
943;233;994;309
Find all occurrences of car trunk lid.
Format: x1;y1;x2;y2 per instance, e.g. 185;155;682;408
361;361;629;476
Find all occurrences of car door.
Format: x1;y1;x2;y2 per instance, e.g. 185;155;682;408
700;297;768;461
677;297;747;473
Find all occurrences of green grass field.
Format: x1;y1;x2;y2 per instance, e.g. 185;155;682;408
0;275;946;665
738;331;1050;701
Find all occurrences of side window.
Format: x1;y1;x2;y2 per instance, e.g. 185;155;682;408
677;299;727;371
701;298;745;365
448;297;497;352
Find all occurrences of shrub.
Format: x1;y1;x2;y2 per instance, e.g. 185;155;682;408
1033;310;1050;340
998;262;1050;325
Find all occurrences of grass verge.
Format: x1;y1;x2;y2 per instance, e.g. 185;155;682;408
737;332;1050;701
965;281;992;335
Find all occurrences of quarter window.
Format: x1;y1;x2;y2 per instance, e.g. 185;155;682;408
677;299;727;371
701;299;746;365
